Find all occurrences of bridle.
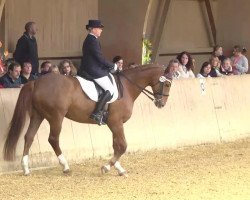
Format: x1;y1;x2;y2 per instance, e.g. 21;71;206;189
120;72;172;102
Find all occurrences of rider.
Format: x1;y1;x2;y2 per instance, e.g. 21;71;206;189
78;19;117;125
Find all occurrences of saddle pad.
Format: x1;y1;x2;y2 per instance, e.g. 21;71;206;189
75;74;118;103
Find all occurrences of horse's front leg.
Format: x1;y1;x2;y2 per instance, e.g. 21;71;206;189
102;123;127;176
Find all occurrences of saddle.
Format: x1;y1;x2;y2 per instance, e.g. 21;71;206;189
75;71;121;103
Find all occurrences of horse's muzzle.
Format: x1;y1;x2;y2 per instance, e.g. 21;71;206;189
154;99;166;108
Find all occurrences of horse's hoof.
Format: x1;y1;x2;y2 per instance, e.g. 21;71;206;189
101;165;110;174
24;171;31;176
63;169;70;174
118;171;128;177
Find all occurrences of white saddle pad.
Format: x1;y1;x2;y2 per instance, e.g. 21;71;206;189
75;74;118;103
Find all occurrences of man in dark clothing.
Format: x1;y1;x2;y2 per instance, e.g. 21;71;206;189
20;62;38;84
78;20;117;125
13;22;39;75
0;62;22;88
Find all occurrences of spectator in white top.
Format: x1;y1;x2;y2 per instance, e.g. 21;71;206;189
176;51;195;78
197;62;211;78
231;45;249;75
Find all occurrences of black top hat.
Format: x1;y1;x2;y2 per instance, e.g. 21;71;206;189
86;20;104;30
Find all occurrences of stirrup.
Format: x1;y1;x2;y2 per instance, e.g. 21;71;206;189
90;111;105;126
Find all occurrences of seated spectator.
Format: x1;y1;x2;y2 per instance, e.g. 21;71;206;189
59;59;77;76
113;56;123;71
20;62;38;84
176;51;195;78
209;55;222;77
40;61;52;75
197;62;211;78
220;58;233;76
165;59;180;79
231;45;249;75
51;65;60;74
212;45;226;63
0;62;22;88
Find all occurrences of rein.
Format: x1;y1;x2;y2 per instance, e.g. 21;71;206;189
119;72;169;102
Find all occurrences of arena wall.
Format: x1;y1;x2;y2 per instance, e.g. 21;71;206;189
0;75;250;173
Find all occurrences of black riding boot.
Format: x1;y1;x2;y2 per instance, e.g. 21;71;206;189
90;91;112;125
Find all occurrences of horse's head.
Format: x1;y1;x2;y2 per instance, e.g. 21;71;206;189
150;72;172;108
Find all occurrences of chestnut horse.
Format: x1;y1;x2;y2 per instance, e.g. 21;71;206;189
3;64;172;176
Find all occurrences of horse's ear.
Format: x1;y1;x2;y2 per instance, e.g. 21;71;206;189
164;72;173;81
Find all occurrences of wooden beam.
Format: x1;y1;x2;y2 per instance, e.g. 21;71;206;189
0;0;6;23
151;0;171;62
204;0;216;45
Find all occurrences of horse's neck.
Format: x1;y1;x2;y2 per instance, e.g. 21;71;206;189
123;66;162;100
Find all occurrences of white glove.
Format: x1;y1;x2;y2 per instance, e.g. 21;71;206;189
110;63;118;73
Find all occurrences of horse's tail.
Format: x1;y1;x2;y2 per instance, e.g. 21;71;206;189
3;82;34;161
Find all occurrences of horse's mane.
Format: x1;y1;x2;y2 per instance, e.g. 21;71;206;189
122;64;164;75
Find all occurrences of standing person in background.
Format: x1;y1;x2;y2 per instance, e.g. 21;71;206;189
231;45;249;75
212;45;226;63
113;56;123;71
13;22;39;75
176;51;195;78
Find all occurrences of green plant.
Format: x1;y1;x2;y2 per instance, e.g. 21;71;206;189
142;38;152;64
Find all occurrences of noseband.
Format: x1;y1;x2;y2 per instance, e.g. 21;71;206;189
120;73;172;102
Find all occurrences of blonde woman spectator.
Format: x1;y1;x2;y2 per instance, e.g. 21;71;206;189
231;45;249;75
197;62;211;78
209;55;222;77
220;58;233;76
59;59;77;76
176;51;195;78
51;65;60;74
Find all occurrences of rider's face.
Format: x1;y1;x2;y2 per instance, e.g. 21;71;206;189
91;27;103;38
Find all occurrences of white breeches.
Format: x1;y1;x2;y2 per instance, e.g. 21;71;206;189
94;76;115;95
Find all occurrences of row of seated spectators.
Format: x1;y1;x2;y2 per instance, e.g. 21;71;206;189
166;45;249;79
0;45;248;88
0;59;77;88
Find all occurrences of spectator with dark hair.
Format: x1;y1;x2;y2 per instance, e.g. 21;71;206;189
231;45;249;75
209;55;222;77
0;62;22;88
113;56;123;71
197;62;211;78
59;59;77;76
40;61;52;75
212;45;226;63
165;59;180;79
13;21;39;75
242;47;247;56
220;58;233;76
20;62;38;84
176;51;195;78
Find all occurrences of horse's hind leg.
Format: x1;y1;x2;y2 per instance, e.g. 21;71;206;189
102;123;127;176
48;116;70;173
22;109;44;175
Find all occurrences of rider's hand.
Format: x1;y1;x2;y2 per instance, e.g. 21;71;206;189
110;64;118;73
